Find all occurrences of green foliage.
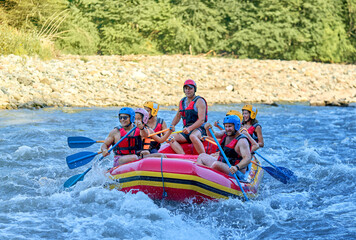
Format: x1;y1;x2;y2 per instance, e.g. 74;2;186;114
0;0;67;29
54;6;100;54
221;0;355;62
0;24;55;59
0;0;355;63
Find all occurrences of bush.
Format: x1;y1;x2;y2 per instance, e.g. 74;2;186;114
0;0;355;63
0;25;55;59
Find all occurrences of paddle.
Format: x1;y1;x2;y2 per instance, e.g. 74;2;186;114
148;128;170;137
66;150;103;169
67;136;104;148
218;123;296;184
67;130;182;149
66;126;138;169
202;137;293;184
208;128;249;201
254;152;297;184
64;126;137;188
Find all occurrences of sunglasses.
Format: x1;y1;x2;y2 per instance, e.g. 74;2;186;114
119;116;129;120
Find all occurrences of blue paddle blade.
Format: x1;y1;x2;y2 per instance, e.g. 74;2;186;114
277;167;298;183
63;173;85;188
263;166;297;184
68;136;96;148
263;166;288;184
66;151;98;169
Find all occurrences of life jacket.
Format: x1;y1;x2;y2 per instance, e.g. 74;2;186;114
179;96;208;127
113;127;142;155
246;123;261;142
218;134;250;166
143;118;164;151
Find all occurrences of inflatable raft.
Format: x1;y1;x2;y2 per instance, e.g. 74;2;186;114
106;142;264;203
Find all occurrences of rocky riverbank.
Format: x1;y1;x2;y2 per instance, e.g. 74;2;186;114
0;54;355;109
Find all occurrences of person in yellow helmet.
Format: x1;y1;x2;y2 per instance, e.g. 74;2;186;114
197;115;252;175
214;110;243;130
210;110;259;153
241;104;264;148
143;101;174;153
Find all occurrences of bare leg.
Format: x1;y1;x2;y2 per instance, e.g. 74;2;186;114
189;130;205;154
143;153;167;158
211;161;247;175
169;133;187;154
197;153;217;167
211;161;231;175
117;154;138;165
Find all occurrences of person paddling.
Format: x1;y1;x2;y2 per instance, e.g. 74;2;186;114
197;115;251;176
169;79;208;154
210;110;259;153
101;107;148;167
143;101;173;153
241;105;264;148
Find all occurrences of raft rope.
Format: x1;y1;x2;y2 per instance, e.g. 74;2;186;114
160;156;168;199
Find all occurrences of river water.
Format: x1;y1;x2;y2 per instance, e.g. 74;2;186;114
0;104;355;240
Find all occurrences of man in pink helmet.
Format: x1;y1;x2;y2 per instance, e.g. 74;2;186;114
169;79;208;154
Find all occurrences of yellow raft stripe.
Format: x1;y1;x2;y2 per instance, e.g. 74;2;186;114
120;180;232;199
110;170;258;198
111;171;245;194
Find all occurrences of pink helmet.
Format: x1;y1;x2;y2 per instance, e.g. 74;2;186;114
135;108;149;124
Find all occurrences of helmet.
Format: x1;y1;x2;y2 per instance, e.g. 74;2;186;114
242;104;258;119
119;107;135;123
223;115;241;131
183;79;197;92
143;101;159;117
135;108;149;124
226;110;243;122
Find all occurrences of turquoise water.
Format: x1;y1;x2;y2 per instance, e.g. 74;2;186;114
0;104;355;239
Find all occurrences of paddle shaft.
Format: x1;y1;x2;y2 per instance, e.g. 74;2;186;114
70;140;104;144
208;129;249;201
254;151;288;176
202;137;217;146
100;126;137;159
70;130;181;146
148;128;170;137
64;126;137;188
220;121;295;183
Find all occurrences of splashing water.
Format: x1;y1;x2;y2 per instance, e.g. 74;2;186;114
0;105;355;239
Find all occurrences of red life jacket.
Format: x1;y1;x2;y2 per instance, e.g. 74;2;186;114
113;127;142;155
179;96;208;127
247;123;261;142
218;134;250;166
143;118;164;151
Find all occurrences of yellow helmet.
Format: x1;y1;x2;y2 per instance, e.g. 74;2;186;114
226;110;243;122
143;101;160;117
242;104;258;119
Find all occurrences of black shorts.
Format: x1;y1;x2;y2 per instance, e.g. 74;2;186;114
180;126;206;143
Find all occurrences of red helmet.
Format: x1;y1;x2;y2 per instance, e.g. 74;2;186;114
183;79;197;92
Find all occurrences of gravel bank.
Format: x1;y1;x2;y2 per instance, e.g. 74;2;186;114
0;54;355;109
